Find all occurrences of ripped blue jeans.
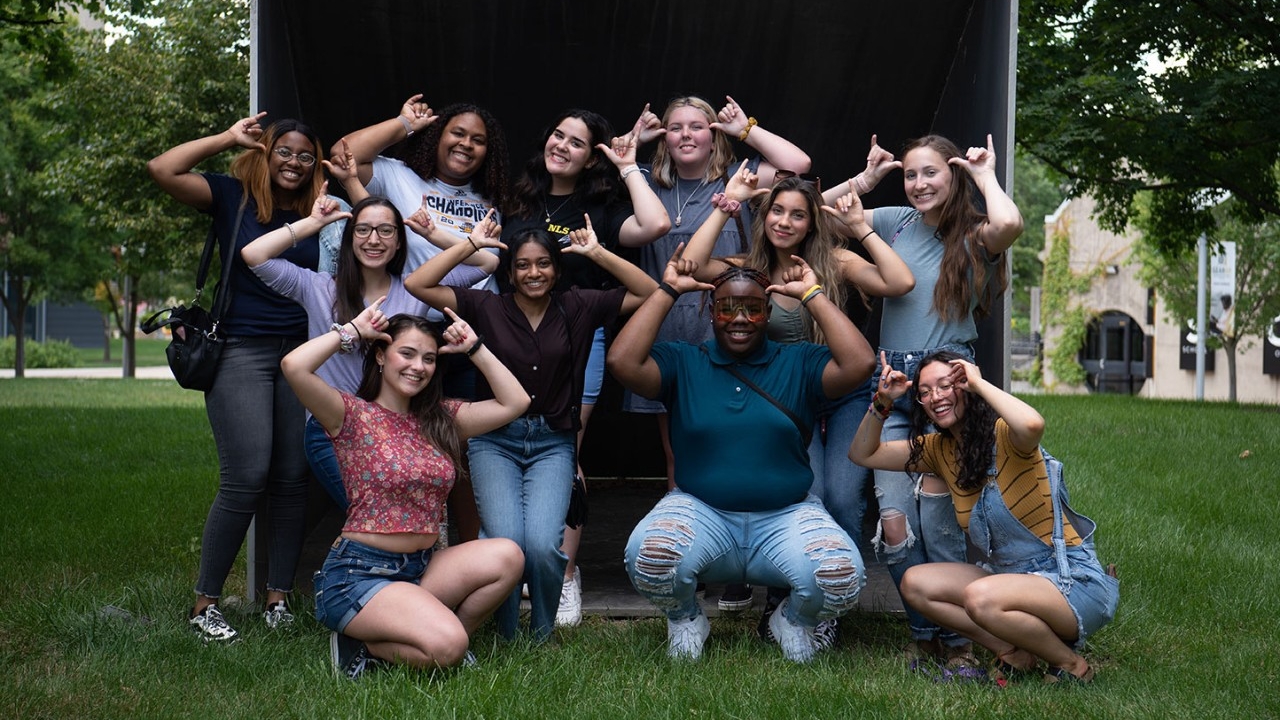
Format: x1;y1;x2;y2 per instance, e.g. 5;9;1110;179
625;490;865;628
873;343;971;644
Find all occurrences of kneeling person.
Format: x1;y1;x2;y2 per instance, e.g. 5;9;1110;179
608;249;875;662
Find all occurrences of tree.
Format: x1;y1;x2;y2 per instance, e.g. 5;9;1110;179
0;35;108;376
1018;0;1280;255
1010;148;1067;335
0;0;141;75
44;0;248;376
1134;200;1280;402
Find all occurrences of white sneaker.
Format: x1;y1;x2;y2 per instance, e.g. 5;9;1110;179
768;597;818;663
555;572;583;627
263;601;294;629
666;612;711;660
189;604;238;642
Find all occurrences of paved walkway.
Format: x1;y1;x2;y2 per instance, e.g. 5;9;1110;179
0;366;174;379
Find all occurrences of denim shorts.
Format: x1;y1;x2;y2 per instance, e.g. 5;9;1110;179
313;537;433;632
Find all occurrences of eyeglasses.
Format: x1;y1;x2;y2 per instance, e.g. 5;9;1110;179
713;297;768;323
272;147;317;166
774;170;821;193
353;223;398;239
916;381;955;405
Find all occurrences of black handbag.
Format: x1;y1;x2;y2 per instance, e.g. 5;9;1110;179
140;204;244;391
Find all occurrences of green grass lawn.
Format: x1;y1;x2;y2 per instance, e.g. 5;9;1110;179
0;381;1277;719
73;338;170;367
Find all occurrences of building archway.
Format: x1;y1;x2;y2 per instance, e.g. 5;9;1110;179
1080;310;1151;394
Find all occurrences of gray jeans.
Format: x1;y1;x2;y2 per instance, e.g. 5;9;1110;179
195;335;308;598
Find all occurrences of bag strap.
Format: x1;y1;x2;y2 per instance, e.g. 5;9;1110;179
700;346;812;447
208;200;248;325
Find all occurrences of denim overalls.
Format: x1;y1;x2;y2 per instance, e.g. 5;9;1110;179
968;448;1121;647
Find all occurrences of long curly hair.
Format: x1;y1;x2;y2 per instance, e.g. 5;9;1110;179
332;197;408;325
399;103;510;214
737;176;847;340
229;118;325;224
509;109;621;220
905;350;998;491
901;135;1007;322
355;314;466;483
649;96;737;188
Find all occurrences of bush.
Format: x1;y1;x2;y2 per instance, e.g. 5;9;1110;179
0;337;81;368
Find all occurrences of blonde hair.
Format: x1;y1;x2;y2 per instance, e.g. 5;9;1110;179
229;119;325;224
649;96;737;189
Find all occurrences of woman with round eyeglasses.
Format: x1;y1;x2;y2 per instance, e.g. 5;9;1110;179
822;133;1025;677
148;113;329;641
850;351;1118;684
242;182;490;510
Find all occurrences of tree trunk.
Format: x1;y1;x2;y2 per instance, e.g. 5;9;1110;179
102;313;112;362
123;275;138;379
3;276;29;378
1224;336;1238;403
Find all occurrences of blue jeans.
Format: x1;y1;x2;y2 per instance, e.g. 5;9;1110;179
305;415;347;510
196;335;309;598
468;416;575;640
581;327;605;405
625;490;865;627
808;386;873;549
313;537;433;632
873;343;971;643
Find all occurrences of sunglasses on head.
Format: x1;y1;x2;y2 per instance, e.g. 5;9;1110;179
713;296;769;323
774;170;822;193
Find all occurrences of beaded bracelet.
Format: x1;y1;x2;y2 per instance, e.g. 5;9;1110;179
738;117;758;141
869;392;893;420
285;222;297;247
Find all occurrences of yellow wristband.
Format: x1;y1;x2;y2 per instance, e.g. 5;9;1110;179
801;284;823;303
738;117;757;141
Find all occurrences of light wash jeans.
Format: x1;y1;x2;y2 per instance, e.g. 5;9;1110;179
196;335;309;598
808;386;873;550
625;490;865;627
873;343;971;644
304;415;347;510
468;415;575;640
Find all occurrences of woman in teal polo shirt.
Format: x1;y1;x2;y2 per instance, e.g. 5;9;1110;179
608;252;876;663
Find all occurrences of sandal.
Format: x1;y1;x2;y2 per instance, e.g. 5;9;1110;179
1043;663;1096;685
991;651;1039;688
902;638;943;676
939;647;988;684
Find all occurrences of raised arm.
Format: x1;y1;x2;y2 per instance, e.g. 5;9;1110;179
607;245;714;399
242;182;350;267
848;352;917;471
679;161;762;280
946;357;1044;452
147;112;268;210
600;133;671;247
336;94;438;186
322;139;370;204
710;95;810;188
767;257;875;398
821;188;915;297
437;308;530;438
402;193;497;271
951;134;1023;255
563;214;659;313
821;134;902;228
403;209;504;311
281;297;392;435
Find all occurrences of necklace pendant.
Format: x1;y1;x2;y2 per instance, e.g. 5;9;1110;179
545;214;551;223
675;214;682;227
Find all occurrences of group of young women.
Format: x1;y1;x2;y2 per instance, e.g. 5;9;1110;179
147;90;1117;682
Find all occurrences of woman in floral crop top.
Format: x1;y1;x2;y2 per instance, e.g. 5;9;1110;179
282;297;530;676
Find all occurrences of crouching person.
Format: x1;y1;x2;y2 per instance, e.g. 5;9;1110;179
608;247;875;662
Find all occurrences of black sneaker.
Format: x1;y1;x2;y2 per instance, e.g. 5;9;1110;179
330;632;378;679
718;583;754;612
756;588;786;641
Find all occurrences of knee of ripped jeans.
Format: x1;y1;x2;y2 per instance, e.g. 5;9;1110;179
629;497;699;609
799;507;865;617
871;508;915;565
